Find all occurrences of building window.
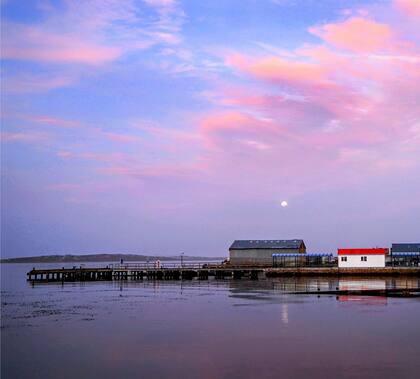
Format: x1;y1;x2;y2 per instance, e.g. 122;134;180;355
361;256;367;262
341;257;347;262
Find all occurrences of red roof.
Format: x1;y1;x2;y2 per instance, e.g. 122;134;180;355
338;248;388;256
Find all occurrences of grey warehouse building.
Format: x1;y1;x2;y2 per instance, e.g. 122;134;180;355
229;239;306;265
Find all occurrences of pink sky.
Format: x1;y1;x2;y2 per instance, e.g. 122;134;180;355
1;0;419;257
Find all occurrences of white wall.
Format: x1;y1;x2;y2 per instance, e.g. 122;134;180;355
338;254;385;268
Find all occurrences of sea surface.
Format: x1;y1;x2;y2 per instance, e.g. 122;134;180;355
1;263;420;379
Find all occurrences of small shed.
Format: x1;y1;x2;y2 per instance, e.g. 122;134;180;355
338;248;388;268
229;239;306;265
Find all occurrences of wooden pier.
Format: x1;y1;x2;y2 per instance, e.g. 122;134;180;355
27;264;420;283
26;267;113;282
27;263;263;282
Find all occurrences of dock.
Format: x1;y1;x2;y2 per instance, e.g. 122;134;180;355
265;267;420;276
27;263;262;282
27;264;420;283
26;267;113;282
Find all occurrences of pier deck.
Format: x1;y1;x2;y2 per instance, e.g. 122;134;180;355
27;263;263;282
26;267;113;282
27;264;420;282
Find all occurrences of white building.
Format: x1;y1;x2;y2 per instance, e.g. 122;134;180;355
338;248;388;268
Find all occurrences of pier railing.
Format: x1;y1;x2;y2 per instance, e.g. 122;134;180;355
109;262;224;270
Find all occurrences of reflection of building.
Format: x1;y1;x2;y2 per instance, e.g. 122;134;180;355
338;248;388;268
390;243;420;266
229;239;306;265
339;279;386;291
337;279;388;305
337;295;388;306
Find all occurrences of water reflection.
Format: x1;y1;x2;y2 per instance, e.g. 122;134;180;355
339;279;386;290
281;303;289;325
2;264;420;379
270;276;420;293
337;295;388;306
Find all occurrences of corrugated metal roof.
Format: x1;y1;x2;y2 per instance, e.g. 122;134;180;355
229;239;304;250
338;248;388;256
391;243;420;253
272;253;332;257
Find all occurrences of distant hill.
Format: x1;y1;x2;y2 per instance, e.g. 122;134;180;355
0;254;225;264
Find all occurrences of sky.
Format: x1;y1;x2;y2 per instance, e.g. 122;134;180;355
1;0;420;258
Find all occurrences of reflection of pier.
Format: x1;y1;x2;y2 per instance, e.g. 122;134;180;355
337;295;388;306
27;263;263;282
270;277;420;297
290;288;420;297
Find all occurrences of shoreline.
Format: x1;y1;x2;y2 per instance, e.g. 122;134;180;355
1;256;224;264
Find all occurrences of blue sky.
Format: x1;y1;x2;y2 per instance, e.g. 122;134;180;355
1;0;420;257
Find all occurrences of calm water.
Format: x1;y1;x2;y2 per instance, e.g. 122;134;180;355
1;263;420;379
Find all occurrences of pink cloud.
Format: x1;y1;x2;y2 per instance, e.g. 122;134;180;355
2;72;76;93
227;53;325;85
100;164;199;180
1;131;51;144
240;139;272;151
134;123;200;141
47;183;83;192
395;0;420;17
207;16;420;196
5;2;418;214
201;112;258;133
2;0;184;67
103;132;142;144
27;115;84;129
309;17;393;53
44;11;417;201
2;22;122;65
143;0;177;7
195;56;417;191
199;111;285;151
226;53;375;122
57;150;129;164
145;31;181;45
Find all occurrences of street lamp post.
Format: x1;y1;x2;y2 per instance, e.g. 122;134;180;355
181;252;184;268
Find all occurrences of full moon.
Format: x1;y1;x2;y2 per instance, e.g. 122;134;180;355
281;200;288;207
